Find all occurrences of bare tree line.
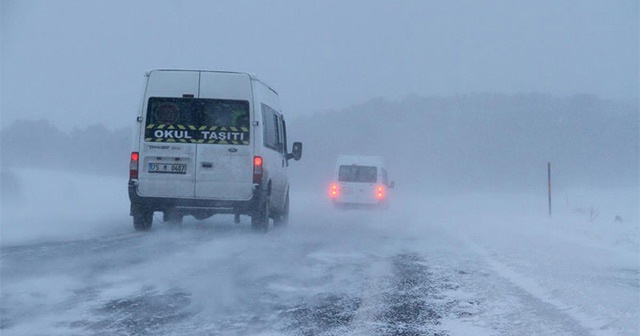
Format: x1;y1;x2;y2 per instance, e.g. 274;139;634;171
1;93;637;193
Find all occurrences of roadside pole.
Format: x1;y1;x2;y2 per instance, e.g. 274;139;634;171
548;162;552;217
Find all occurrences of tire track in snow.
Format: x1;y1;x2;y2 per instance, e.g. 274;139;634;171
276;252;453;336
374;253;448;336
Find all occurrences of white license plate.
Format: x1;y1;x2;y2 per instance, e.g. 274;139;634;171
148;163;186;174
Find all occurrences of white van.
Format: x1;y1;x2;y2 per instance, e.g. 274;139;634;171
329;155;394;208
128;70;302;231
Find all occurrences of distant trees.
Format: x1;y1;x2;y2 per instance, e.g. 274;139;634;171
1;120;131;177
287;93;639;192
2;93;637;193
68;124;131;175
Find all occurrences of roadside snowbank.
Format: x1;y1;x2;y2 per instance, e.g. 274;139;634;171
393;190;639;336
1;168;130;246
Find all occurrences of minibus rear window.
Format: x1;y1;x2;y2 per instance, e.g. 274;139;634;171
144;97;250;144
338;165;378;183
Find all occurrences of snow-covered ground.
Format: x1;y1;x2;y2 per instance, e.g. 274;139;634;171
390;190;639;335
1;168;638;335
1;169;132;245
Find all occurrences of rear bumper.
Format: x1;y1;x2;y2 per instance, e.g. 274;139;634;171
332;199;389;210
128;181;263;215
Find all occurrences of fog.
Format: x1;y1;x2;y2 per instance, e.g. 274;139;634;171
2;1;637;193
1;1;639;335
2;93;637;196
2;0;638;131
288;94;639;193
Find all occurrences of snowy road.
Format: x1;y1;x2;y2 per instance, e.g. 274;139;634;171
0;211;592;336
1;171;638;335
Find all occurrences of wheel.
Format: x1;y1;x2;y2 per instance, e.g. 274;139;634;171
163;210;183;225
133;210;153;231
273;193;289;227
251;198;270;232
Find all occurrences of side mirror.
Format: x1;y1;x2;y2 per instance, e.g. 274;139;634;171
287;142;303;161
388;181;395;189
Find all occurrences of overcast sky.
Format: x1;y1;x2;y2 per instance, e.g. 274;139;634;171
1;0;638;131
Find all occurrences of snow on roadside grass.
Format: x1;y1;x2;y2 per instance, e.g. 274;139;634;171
397;189;639;336
552;187;639;253
1;168;131;246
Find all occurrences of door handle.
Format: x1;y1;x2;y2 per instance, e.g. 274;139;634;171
202;162;213;168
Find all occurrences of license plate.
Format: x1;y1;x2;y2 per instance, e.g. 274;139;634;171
148;163;186;174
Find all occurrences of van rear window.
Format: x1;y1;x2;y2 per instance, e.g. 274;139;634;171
144;97;250;145
338;165;378;183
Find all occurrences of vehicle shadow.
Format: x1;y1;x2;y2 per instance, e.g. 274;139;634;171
149;213;271;239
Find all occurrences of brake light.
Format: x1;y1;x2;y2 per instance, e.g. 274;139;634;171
376;185;385;199
130;152;139;180
253;156;263;183
330;183;339;198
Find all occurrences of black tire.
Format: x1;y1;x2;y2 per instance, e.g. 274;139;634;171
163;210;183;225
273;193;289;227
133;210;153;231
251;198;270;232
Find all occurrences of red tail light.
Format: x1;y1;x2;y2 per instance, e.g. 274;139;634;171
130;152;139;180
376;185;385;200
253;156;263;183
330;183;339;199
